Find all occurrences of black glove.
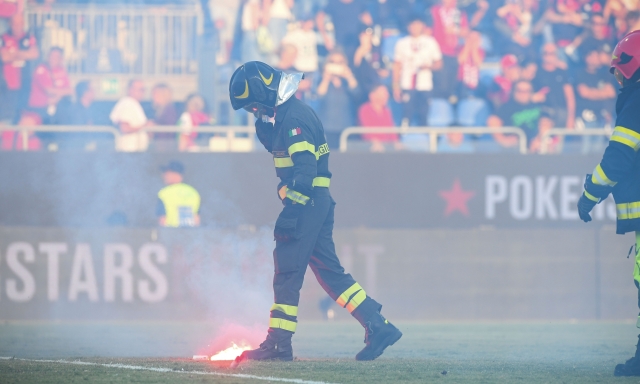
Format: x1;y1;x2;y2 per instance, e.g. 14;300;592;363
274;202;302;242
577;193;598;223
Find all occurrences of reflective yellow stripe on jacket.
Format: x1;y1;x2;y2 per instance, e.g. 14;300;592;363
274;142;330;168
610;126;640;151
591;164;617;187
617;202;640;220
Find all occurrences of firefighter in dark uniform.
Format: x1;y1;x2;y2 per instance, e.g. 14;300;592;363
228;61;402;364
577;31;640;376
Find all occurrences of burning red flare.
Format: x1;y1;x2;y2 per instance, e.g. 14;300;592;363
210;342;252;361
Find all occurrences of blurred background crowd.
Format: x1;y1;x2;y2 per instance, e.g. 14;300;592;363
0;0;635;153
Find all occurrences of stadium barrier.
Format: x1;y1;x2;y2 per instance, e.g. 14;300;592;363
339;126;529;154
0;225;635;322
540;128;612;154
0;125;538;153
0;125;255;152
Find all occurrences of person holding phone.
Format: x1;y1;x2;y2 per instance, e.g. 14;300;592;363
317;50;359;148
532;42;576;129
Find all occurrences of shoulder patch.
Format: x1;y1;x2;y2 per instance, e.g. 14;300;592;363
288;128;301;137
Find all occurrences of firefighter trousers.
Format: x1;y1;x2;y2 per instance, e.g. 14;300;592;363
268;188;382;333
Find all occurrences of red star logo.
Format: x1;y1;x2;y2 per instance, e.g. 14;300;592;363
439;179;476;217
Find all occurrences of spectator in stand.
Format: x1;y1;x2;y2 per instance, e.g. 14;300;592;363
575;46;616;152
275;42;297;72
178;93;210;152
431;0;486;101
0;0;20;35
487;54;521;109
282;17;319;74
621;10;640;37
63;80;94;126
265;0;294;55
274;43;313;100
358;84;401;152
317;50;359;148
494;0;540;63
457;30;484;98
542;0;585;50
238;0;265;63
487;79;556;152
532;42;576;129
1;111;41;151
353;26;390;106
0;13;38;123
605;0;639;37
109;79;153;152
392;16;442;126
569;12;615;67
316;0;372;61
150;83;178;151
27;47;72;123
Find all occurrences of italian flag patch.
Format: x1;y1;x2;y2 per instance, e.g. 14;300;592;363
289;128;301;137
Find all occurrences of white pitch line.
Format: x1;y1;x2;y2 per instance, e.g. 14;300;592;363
0;357;337;384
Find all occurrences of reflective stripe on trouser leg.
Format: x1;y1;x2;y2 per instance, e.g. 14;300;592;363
336;282;367;313
269;317;297;332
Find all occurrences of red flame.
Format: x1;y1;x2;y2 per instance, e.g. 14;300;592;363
210;342;252;361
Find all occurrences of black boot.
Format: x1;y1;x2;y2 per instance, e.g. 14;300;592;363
233;329;293;366
355;312;402;361
615;335;640;376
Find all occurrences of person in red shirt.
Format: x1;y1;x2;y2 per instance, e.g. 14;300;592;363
0;13;38;122
430;0;487;101
28;47;72;122
358;84;402;152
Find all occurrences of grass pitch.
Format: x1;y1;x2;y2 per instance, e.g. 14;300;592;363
1;321;639;383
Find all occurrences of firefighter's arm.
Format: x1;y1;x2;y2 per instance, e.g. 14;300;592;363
584;109;640;202
283;120;316;206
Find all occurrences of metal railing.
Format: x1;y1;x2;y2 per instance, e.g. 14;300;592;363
0;125;256;152
0;125;121;151
339;126;529;154
540;128;611;154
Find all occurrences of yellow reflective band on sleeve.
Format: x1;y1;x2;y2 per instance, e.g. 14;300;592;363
286;189;310;205
317;143;330;158
288;141;316;157
611;126;640;151
270;303;298;317
584;191;600;203
345;289;367;313
336;283;364;307
274;157;294;168
269;317;297;332
312;177;331;188
616;202;640;220
592;164;617;187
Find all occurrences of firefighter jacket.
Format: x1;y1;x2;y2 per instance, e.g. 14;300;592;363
584;82;640;234
255;97;331;204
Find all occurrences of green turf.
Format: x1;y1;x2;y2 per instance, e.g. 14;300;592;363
1;322;640;383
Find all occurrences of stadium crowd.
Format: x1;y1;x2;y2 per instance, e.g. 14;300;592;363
0;0;637;152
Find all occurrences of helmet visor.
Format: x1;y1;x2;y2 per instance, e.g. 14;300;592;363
613;67;627;86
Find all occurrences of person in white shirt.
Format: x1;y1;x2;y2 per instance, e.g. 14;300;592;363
392;17;443;126
282;17;319;73
109;79;153;152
